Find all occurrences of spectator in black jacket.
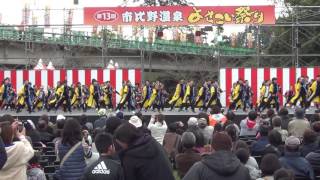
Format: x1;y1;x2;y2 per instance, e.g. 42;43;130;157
114;123;175;180
182;132;250;180
280;136;315;180
37;120;54;143
83;133;124;180
0;136;7;170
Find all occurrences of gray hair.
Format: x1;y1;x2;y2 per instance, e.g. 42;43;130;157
181;132;196;149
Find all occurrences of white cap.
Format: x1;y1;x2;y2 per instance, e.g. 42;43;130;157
187;117;198;127
97;109;107;116
129;115;142;128
56;114;66;121
27;120;36;130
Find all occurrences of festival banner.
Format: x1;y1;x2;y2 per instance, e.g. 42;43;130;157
84;5;275;26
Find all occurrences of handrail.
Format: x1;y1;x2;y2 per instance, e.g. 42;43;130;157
0;27;255;56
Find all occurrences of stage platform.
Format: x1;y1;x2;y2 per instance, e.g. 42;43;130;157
0;108;317;125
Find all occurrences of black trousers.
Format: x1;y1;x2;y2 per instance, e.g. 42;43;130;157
229;96;241;110
55;97;71;112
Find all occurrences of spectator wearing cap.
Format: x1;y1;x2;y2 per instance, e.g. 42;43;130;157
198;118;214;145
257;153;281;180
279;136;314;180
0;115;34;180
175;132;201;178
279;108;291;130
114;123;175;180
288;108;310;139
182;132;250;180
187;117;205;150
148;113;167;145
94;109;108;129
300;129;319;157
129;115;150;135
272;116;288;142
240;111;259;137
250;125;270;156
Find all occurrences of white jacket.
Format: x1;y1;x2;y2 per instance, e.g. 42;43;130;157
0;137;34;180
148;117;167;145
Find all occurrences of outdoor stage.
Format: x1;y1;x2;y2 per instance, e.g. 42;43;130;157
1;108;317;125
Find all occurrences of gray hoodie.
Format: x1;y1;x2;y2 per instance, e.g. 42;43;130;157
182;151;251;180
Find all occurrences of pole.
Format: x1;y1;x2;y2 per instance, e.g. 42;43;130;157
140;49;144;83
256;25;261;68
102;27;107;67
295;7;300;67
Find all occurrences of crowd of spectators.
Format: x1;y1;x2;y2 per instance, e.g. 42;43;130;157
0;106;320;180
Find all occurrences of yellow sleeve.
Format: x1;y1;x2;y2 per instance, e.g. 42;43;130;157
143;86;147;99
0;85;4;94
186;86;191;96
123;85;128;93
36;90;40;97
260;86;266;96
175;84;181;96
58;86;64;96
120;88;123;96
198;87;203;96
269;84;274;93
18;86;25;96
295;83;301;94
310;81;317;96
210;86;215;95
152;88;157;95
90;85;94;95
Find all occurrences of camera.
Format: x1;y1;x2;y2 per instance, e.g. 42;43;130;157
17;120;29;132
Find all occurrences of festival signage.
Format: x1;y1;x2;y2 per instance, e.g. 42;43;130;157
84;5;275;26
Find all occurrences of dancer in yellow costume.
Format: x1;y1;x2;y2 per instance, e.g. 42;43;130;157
169;80;185;111
183;80;196;112
141;80;152;109
307;75;320;109
229;80;243;110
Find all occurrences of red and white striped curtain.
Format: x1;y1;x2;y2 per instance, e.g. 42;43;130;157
219;67;320;107
0;68;141;104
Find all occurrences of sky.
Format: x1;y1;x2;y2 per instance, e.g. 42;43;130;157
0;0;278;40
